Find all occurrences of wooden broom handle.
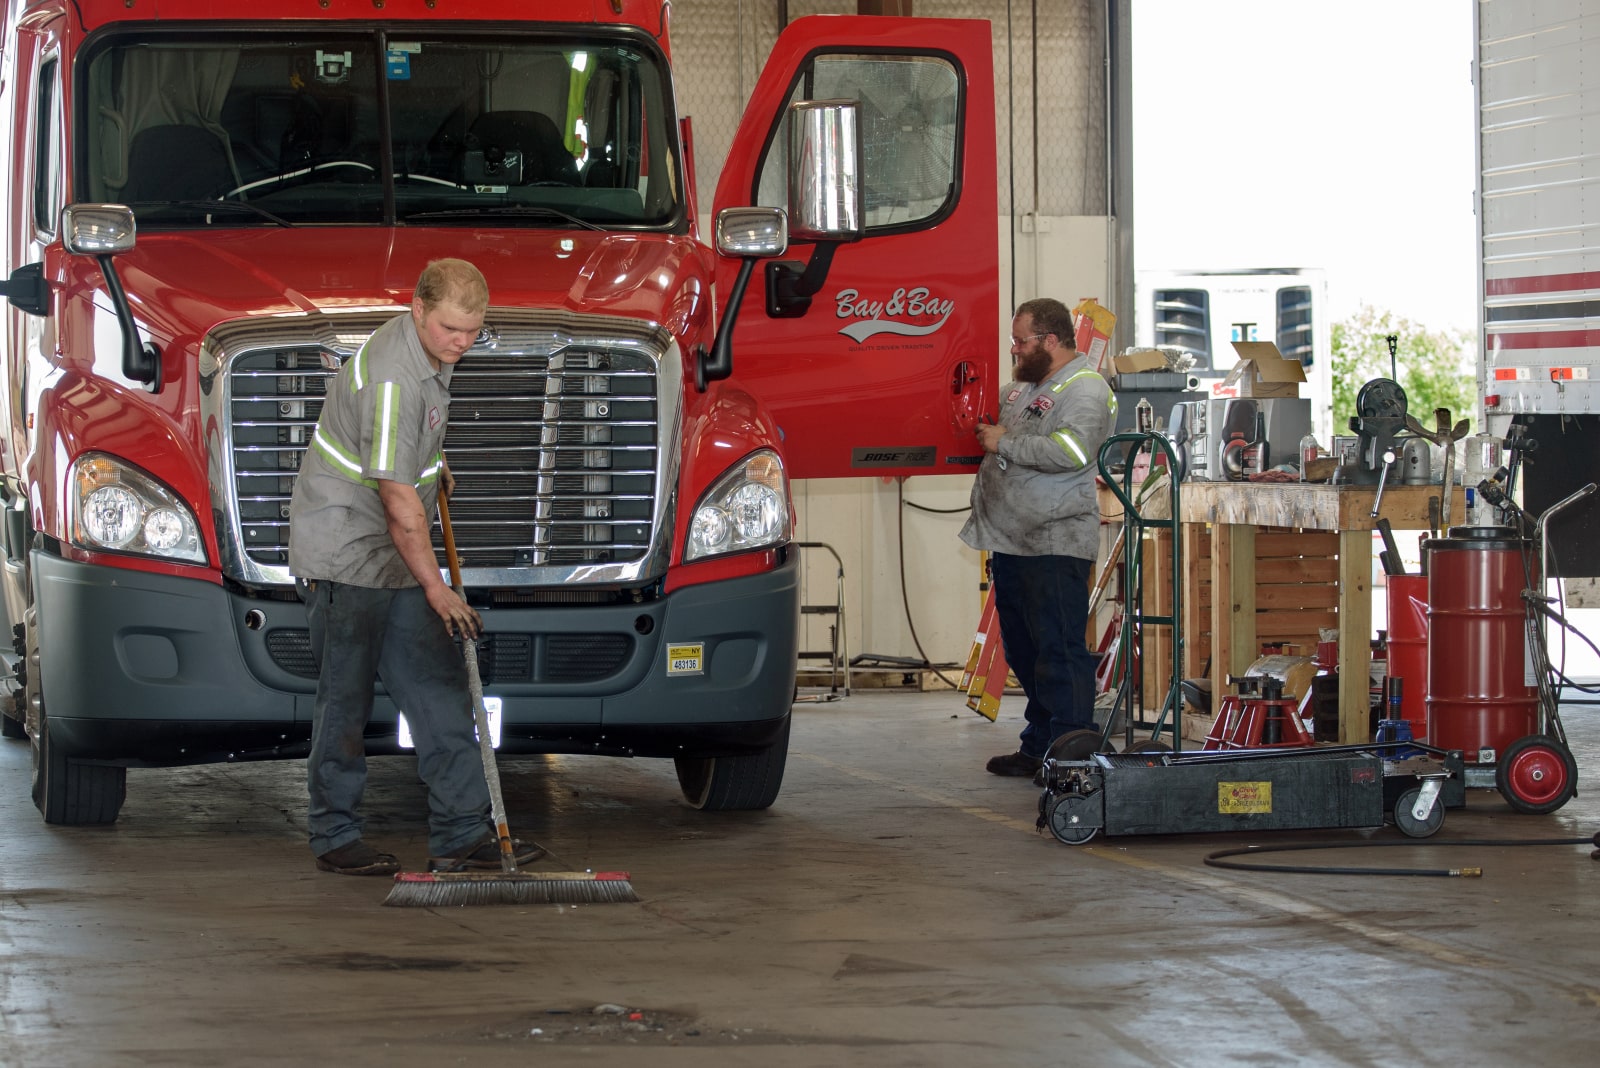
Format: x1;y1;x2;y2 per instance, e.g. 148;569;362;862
437;492;464;594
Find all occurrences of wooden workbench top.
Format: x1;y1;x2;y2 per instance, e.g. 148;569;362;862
1098;480;1466;533
1179;482;1467;532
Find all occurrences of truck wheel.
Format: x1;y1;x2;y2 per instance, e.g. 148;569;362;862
674;716;790;812
1;708;24;739
25;607;125;825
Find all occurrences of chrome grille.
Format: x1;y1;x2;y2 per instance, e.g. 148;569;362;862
213;309;678;587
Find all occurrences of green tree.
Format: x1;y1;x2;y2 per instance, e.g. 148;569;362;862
1331;305;1476;431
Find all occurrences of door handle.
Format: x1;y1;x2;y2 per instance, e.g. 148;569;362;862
950;360;985;433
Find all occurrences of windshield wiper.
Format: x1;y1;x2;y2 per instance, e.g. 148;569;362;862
401;205;606;231
137;200;295;228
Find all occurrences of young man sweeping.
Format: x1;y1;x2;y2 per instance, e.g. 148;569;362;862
288;258;544;876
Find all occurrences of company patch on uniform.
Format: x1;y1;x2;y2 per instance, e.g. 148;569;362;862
428;406;441;429
1028;396;1055;414
1006;388;1022;403
667;643;704;675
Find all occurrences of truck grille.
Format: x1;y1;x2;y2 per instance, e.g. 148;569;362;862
264;628;632;684
220;311;673;585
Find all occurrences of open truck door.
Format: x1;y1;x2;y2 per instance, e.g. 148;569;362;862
712;15;999;480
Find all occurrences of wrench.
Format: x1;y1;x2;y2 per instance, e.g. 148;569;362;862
1371;449;1397;518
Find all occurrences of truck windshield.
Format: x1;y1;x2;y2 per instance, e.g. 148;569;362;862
80;32;681;229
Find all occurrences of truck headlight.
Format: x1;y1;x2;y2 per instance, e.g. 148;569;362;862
685;450;789;562
71;453;206;564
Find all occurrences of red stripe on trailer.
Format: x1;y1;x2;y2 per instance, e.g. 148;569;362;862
1485;271;1600;296
1489;329;1600;349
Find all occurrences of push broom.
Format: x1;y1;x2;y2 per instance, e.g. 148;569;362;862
383;494;636;907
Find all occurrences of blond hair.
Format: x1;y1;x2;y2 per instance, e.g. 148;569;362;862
414;258;489;315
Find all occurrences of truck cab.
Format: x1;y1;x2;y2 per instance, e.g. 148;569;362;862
0;1;997;824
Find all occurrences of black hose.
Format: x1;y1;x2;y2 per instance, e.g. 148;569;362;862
1203;834;1596;878
895;479;963;691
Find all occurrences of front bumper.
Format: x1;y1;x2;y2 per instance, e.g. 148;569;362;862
33;548;799;766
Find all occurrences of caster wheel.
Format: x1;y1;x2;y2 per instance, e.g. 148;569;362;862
1044;791;1103;845
1393;786;1444;838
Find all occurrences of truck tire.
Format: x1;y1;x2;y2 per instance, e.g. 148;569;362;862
1;709;24;739
25;606;125;825
674;715;789;812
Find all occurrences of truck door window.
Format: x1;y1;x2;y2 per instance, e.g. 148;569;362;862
755;52;961;233
33;58;62;235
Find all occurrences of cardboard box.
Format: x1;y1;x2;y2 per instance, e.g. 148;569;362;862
1113;348;1169;374
1222;341;1306;399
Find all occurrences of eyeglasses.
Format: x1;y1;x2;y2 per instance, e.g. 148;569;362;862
1010;332;1049;347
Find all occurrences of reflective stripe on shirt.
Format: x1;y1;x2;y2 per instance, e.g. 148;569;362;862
372;381;399;471
1044;370;1112;466
311;426;371;485
1050;426;1090;467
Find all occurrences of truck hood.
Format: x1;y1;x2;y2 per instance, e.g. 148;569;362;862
114;227;708;343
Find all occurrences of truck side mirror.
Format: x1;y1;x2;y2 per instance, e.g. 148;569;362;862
62;204;162;393
767;99;864;319
700;207;789;391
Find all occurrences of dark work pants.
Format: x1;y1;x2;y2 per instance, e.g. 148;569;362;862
989;552;1099;758
301;579;491;858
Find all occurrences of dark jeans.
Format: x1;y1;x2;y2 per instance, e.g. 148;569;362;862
990;552;1099;758
301;579;491;858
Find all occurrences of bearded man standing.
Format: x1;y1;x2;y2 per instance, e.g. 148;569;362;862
960;297;1118;777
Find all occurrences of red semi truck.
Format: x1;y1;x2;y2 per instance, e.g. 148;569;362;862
0;0;998;823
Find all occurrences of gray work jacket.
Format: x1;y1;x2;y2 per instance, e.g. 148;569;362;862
959;354;1117;559
288;312;452;588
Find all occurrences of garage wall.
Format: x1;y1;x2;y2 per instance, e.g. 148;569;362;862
671;0;1121;673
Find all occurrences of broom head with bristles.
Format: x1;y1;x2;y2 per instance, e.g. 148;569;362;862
382;870;637;907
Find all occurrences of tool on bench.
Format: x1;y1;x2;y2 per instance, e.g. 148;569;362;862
1404;407;1471;527
1370;448;1397;517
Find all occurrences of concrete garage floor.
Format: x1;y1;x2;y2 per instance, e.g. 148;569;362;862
1;691;1597;1067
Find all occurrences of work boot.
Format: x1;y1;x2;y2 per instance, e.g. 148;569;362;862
427;835;547;873
985;751;1043;777
315;840;401;876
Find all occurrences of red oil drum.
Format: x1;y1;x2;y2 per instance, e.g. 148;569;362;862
1385;574;1429;740
1424;528;1537;762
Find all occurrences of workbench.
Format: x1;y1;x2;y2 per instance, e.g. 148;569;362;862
1099;481;1463;744
1183;482;1465;743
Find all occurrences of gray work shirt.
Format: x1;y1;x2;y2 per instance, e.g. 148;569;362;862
288;312;452;588
959;354;1117;560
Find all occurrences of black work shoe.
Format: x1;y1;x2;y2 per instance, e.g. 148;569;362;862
986;751;1043;777
315;840;401;876
427;835;547;873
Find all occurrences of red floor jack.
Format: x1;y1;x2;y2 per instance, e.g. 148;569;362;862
1201;674;1317;751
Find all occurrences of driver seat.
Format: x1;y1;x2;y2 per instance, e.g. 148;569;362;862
123;125;234;201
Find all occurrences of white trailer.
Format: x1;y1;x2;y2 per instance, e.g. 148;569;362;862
1476;0;1600;574
1134;266;1333;442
